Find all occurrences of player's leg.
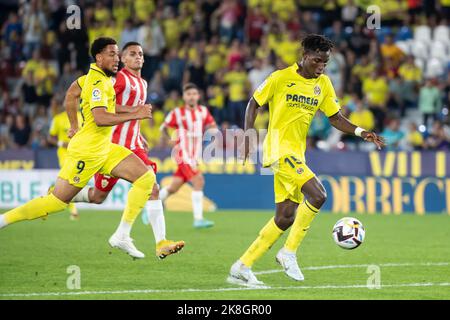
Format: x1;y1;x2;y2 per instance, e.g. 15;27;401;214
58;149;79;220
158;175;184;201
284;176;326;253
0;178;80;229
190;172;214;228
103;146;155;258
71;173;117;204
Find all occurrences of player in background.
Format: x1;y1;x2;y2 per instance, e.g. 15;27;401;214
227;34;385;286
48;97;83;220
159;83;217;229
67;42;184;259
0;38;156;260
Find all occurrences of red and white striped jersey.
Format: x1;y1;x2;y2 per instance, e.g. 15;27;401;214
111;68;148;150
163;105;216;166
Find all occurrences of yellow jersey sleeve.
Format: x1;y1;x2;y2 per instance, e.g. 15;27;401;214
319;76;340;117
77;75;86;89
252;72;277;107
86;78;109;111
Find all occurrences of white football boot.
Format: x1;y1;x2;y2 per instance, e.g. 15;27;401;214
276;248;304;281
108;233;145;259
226;260;266;287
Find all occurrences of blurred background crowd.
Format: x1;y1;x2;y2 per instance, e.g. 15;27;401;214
0;0;449;153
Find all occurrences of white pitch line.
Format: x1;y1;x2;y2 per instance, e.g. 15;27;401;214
1;282;450;298
254;262;450;275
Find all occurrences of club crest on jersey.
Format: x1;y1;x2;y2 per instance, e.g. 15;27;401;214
297;167;304;174
314;85;321;96
92;88;102;102
73;176;80;184
101;179;109;189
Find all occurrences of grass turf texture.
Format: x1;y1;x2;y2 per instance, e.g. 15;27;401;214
0;209;449;300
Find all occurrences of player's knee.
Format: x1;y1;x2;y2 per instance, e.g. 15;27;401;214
193;175;205;190
150;183;159;200
308;190;327;209
274;215;293;231
134;170;156;192
90;192;107;204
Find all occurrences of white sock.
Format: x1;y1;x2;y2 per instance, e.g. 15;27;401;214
71;187;91;203
192;191;204;221
146;200;166;243
159;187;169;201
114;220;132;238
0;214;7;229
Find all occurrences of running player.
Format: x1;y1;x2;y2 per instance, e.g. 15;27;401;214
0;37;155;260
159;83;217;229
48;96;82;220
227;34;385;286
67;42;184;259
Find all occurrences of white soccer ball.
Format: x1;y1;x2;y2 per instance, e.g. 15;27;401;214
332;217;365;249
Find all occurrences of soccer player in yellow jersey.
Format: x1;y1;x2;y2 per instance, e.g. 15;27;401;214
228;35;385;286
48;98;83;220
0;37;155;259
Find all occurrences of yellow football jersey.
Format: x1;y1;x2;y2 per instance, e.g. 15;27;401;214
67;63;116;158
49;111;83;146
253;63;340;167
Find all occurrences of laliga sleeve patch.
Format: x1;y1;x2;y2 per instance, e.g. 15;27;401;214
92;88;102;102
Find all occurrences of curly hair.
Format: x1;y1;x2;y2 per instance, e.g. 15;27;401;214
301;34;334;53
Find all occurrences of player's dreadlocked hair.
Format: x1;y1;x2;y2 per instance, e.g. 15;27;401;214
301;34;334;53
91;37;117;61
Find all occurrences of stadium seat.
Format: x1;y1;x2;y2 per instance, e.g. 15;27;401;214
414;25;432;43
411;40;429;60
433;25;450;45
395;41;411;55
395;26;413;41
414;58;425;71
425;58;445;78
430;41;449;62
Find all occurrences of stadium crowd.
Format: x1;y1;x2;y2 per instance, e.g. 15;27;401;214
0;0;449;153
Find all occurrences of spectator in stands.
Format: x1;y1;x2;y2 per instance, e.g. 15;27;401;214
380;34;405;67
21;71;38;117
419;78;443;127
223;61;249;127
10;114;31;148
363;71;389;131
248;58;274;93
138;15;166;80
22;0;47;59
381;118;405;150
119;19;139;49
406;122;425;150
425;120;450;150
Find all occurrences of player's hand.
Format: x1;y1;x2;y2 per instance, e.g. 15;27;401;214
68;127;78;139
137;104;153;119
362;131;385;150
238;135;257;164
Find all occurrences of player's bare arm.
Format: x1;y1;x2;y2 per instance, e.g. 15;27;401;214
65;80;82;138
92;104;152;127
241;97;260;162
328;111;385;150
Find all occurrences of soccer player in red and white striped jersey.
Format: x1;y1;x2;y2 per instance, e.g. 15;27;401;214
71;42;184;259
160;83;217;229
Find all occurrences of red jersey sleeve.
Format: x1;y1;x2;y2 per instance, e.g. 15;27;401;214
164;110;178;129
203;106;216;127
113;72;126;98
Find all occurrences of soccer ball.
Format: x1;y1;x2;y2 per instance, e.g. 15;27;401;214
332;217;365;249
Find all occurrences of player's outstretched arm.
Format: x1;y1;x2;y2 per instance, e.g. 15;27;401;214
65;80;82;138
92;104;152;127
240;97;260;163
328;111;385;150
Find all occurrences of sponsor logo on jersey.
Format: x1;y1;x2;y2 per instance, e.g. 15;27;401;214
92;88;102;102
287;82;296;87
314;85;321;96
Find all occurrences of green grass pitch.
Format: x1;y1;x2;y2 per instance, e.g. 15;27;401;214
0;209;449;300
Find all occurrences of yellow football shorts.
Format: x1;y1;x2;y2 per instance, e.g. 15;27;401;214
271;155;316;204
58;143;132;188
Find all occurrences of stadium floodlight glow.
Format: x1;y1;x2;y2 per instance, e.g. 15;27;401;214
419;125;427;133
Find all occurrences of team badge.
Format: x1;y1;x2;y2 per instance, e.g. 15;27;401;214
92;88;102;102
296;167;304;174
73;176;80;184
314;85;321;96
101;179;109;189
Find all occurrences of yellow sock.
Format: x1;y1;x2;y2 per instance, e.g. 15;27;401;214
240;218;284;267
68;203;78;215
122;171;155;225
284;200;319;253
4;194;68;225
